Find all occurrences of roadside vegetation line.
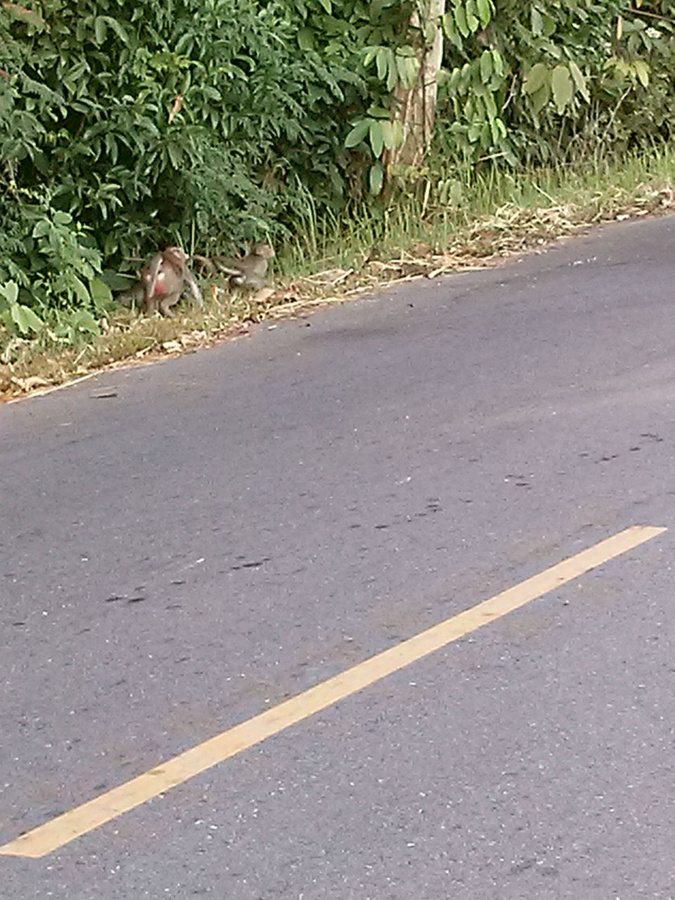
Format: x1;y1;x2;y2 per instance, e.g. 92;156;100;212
0;525;665;859
3;152;675;404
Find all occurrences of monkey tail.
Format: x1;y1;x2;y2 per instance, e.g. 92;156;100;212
190;254;217;275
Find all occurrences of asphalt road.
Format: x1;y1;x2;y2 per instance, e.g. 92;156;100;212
2;214;675;899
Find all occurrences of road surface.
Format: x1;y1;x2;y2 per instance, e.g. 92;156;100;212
2;214;675;898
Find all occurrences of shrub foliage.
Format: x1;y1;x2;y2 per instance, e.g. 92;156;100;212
1;0;674;334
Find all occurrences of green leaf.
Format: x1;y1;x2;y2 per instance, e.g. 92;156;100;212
448;67;462;92
476;0;492;29
380;120;397;150
523;63;549;95
89;278;113;306
0;281;19;306
167;141;184;168
102;16;128;43
465;0;480;33
369;162;384;195
551;65;573;113
69;309;100;334
491;50;505;78
11;303;43;335
69;275;90;304
479;50;493;84
94;16;107;44
376;48;389;82
442;11;458;39
396;55;418;90
363;47;378;67
568;59;589;102
542;13;556;37
467;122;482;142
633;59;650;87
531;8;543;37
530;82;550;114
369;120;384;157
483;91;498;120
32;220;50;238
297;27;314;51
344;119;370;148
454;4;469;38
32;149;49;175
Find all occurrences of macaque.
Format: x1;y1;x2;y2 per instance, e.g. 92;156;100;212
193;242;275;290
118;247;203;317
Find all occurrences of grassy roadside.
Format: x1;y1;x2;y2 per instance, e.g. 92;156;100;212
2;147;674;403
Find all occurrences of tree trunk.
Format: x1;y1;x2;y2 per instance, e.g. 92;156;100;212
385;0;446;172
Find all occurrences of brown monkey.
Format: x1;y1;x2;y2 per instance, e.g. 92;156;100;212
118;247;203;317
143;246;203;316
193;242;275;290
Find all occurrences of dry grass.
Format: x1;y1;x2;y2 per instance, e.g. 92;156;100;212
2;178;674;403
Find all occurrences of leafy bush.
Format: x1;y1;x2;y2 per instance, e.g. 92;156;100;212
0;0;366;270
2;0;675;334
0;188;110;340
438;0;675;166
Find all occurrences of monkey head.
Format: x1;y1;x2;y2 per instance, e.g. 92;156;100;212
251;242;275;260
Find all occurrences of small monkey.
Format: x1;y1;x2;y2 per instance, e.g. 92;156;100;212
193;242;275;290
143;246;203;316
118;247;203;317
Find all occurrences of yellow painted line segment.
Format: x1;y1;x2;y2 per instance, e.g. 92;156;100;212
0;524;665;859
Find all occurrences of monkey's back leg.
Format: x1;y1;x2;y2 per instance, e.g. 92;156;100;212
158;291;182;317
143;294;159;315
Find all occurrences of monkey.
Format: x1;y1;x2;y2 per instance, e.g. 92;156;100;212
117;247;203;317
143;246;203;316
192;242;275;290
217;242;275;289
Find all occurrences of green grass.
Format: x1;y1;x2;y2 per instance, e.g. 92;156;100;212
292;144;675;268
2;145;675;401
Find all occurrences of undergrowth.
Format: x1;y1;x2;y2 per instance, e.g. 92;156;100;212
2;146;674;401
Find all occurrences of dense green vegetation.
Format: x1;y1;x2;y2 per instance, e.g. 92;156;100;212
1;0;674;344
